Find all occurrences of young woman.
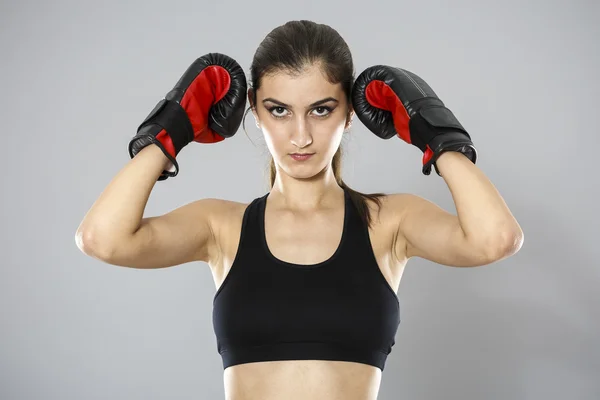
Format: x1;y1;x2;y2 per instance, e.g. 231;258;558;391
76;20;523;400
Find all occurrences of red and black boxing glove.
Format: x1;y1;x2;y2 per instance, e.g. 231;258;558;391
129;53;247;180
352;65;476;176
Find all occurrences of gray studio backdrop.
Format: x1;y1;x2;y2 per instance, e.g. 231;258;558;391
2;0;599;399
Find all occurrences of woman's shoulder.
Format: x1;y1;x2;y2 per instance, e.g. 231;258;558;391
191;197;252;237
357;191;427;234
370;191;426;211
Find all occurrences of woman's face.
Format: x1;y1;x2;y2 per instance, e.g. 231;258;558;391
251;63;352;180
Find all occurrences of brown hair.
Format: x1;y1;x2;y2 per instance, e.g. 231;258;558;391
243;20;386;228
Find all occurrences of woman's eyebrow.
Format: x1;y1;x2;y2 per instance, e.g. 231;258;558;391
261;97;339;108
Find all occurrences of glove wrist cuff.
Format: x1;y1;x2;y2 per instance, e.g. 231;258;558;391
422;132;477;176
136;98;195;153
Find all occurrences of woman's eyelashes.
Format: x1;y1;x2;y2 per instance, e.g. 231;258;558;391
266;105;335;119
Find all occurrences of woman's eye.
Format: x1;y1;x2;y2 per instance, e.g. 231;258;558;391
312;106;331;117
270;106;288;117
268;105;332;119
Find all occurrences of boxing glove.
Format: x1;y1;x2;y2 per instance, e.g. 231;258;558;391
129;53;247;180
352;65;476;176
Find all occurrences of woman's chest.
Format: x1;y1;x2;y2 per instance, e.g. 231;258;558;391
209;200;405;298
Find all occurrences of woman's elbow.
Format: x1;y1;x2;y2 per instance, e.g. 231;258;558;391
75;228;117;262
486;229;524;262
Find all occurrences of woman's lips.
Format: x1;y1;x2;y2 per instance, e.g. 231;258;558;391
290;153;314;161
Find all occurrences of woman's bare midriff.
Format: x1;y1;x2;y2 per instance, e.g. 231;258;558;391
208;195;406;400
223;359;382;400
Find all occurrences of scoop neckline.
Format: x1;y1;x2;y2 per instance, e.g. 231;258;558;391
260;189;349;269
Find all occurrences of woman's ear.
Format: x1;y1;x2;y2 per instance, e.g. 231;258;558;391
247;88;260;128
345;108;355;131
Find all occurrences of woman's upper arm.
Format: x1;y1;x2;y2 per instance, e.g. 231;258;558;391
392;193;491;267
106;198;227;269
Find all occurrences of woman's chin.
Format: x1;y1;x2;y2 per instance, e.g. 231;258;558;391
283;162;331;180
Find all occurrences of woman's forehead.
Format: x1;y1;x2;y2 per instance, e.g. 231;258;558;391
257;66;344;102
